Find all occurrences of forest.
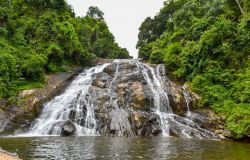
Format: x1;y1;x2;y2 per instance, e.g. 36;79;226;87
0;0;130;101
137;0;250;139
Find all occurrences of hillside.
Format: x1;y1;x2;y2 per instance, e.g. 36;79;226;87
137;0;250;139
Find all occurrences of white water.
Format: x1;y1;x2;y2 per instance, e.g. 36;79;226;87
25;63;110;136
21;59;216;139
136;62;172;136
135;61;215;138
182;87;192;117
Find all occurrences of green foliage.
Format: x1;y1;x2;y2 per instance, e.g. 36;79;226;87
16;81;45;91
0;52;17;98
86;6;104;20
149;50;164;64
163;43;182;72
47;44;63;64
22;54;47;81
0;1;130;102
138;0;250;139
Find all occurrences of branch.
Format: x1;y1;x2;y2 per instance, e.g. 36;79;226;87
234;0;244;15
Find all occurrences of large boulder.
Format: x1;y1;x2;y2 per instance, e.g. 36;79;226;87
61;121;76;136
130;82;149;110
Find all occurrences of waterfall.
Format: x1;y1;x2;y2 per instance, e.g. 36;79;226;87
23;59;216;139
137;62;172;136
26;63;110;136
182;87;192;117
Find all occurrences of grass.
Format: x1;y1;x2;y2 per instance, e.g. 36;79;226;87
16;80;46;91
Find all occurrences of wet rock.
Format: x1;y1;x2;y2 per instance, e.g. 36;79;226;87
92;80;106;88
192;109;225;131
140;125;152;136
130;82;148;110
61;121;76;136
92;72;110;88
131;111;161;137
69;110;77;121
151;124;162;135
131;111;144;129
223;130;233;138
168;85;186;115
108;109;134;137
0;111;8;132
0;68;82;135
215;129;233;139
139;123;161;137
103;63;117;75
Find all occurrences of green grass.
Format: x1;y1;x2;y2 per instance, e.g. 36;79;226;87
16;80;46;91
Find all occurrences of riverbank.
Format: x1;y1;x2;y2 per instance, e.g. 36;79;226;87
0;147;21;160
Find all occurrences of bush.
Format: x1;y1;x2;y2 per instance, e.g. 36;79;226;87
22;55;47;81
163;42;182;71
149;50;164;64
46;44;64;64
0;53;17;98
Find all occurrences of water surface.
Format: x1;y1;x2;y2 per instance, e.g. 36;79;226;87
0;137;249;160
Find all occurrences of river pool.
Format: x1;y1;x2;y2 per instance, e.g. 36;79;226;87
0;136;249;160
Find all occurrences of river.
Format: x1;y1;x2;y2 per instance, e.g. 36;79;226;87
0;137;249;160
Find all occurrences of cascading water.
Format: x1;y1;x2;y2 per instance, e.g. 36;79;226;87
23;59;216;139
182;87;192;117
136;63;172;136
26;63;110;136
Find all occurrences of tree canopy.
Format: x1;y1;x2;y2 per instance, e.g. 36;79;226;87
0;1;130;100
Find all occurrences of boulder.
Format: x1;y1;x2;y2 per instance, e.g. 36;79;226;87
61;121;76;136
130;82;146;110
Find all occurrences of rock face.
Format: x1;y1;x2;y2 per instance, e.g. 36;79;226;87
0;68;82;135
23;59;221;139
61;121;76;136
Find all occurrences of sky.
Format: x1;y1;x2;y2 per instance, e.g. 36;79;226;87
66;0;164;58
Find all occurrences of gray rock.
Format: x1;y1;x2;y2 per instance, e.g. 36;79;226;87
61;121;76;136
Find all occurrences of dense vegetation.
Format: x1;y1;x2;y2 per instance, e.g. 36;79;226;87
137;0;250;139
0;0;130;100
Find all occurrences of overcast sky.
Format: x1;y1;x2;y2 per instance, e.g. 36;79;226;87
67;0;164;58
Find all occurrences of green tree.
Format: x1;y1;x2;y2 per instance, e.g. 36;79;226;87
86;6;104;20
